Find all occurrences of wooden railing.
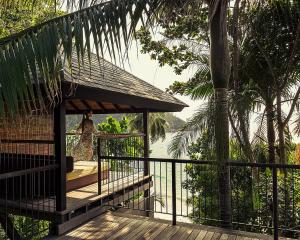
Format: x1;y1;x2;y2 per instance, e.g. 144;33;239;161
98;155;300;240
0;163;58;239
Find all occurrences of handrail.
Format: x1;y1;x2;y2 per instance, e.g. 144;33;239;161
95;133;145;139
0;139;54;144
0;164;58;180
66;132;145;138
99;154;296;237
98;156;300;169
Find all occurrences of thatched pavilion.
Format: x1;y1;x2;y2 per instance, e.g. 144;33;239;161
0;53;187;236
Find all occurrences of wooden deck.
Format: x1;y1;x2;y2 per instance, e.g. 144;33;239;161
0;172;152;234
57;212;288;240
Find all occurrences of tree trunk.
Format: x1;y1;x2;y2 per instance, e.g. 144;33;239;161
209;0;232;228
276;90;289;226
276;91;286;165
215;88;232;228
236;108;254;162
265;97;276;164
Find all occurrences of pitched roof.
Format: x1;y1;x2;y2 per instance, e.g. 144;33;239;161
62;53;188;112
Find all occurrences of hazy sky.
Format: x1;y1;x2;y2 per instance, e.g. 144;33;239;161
123;45;202;121
120;45;300;143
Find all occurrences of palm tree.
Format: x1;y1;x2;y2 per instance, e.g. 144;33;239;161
0;0;232;228
242;0;300;164
128;113;169;143
168;100;215;158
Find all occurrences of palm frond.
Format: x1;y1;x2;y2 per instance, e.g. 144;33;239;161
252;111;267;145
190;81;213;100
293;111;300;137
188;63;213;100
128;112;169;143
0;0;170;115
0;0;103;13
149;114;169;143
168;99;214;158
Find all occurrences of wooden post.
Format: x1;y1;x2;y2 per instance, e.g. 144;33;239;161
143;111;149;173
54;101;67;212
143;111;150;213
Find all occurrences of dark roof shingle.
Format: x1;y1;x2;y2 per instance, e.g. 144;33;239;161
63;53;188;110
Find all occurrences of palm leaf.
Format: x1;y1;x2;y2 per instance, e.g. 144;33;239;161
0;0;173;115
168;100;215;158
128;113;169;143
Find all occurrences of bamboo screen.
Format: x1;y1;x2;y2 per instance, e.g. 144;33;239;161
0;111;54;156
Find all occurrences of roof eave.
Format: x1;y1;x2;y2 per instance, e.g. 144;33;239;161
62;81;187;113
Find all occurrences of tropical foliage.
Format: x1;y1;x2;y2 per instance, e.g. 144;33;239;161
0;0;248;231
134;0;300;236
184;134;300;238
98;115;129;134
2;0;300;237
0;1;64;38
135;0;300;166
128;113;169;143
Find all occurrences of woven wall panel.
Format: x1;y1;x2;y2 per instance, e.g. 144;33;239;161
0;113;54;155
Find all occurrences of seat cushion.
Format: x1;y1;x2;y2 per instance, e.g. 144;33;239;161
67;161;109;181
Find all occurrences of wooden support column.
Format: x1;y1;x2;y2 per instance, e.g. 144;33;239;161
54;101;67;212
143;111;150;213
143;111;149;174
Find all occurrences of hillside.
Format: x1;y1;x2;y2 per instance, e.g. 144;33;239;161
66;113;185;132
164;113;185;132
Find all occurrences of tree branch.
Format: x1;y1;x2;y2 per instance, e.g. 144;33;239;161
228;110;244;148
253;37;275;80
283;86;300;127
282;20;300;88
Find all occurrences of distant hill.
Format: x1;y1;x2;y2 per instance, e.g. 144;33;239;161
66;113;185;132
66;114;124;131
164;113;185;132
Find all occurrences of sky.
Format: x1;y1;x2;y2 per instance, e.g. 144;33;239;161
59;1;300;144
122;45;202;121
80;7;300;143
119;45;300;143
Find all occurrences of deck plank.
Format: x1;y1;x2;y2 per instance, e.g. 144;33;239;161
219;234;229;240
195;230;208;240
171;226;194;239
99;216;133;239
58;212;291;240
122;220;151;240
130;221;158;240
186;229;201;240
140;222;169;240
204;231;216;240
227;235;237;240
212;232;222;240
153;225;180;240
107;218;141;240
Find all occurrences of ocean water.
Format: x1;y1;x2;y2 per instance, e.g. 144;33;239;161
149;133;192;222
150;132;188;159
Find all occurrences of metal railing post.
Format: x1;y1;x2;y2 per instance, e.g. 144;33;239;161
97;137;102;195
272;166;279;240
172;161;176;225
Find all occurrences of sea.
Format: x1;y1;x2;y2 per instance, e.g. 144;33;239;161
149;133;192;222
